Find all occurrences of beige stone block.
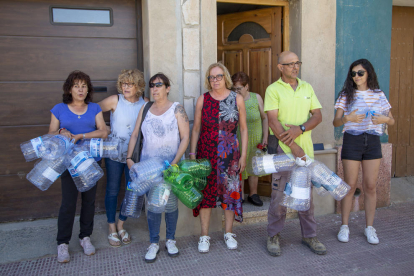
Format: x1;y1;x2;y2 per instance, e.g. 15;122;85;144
182;0;199;25
183;28;200;70
184;97;194;121
200;0;217;90
184;71;201;98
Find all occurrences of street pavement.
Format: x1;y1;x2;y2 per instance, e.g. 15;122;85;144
1;201;413;276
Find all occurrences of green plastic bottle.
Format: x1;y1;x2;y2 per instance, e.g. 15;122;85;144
193;177;207;191
171;185;203;209
178;159;212;178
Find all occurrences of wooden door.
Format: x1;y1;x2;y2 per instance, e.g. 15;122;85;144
389;6;414;177
218;7;283;196
0;0;141;222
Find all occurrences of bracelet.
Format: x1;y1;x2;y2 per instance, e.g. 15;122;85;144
126;157;132;160
58;128;65;134
189;153;196;156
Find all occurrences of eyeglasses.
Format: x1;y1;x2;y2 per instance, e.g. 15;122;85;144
149;82;164;88
121;83;135;88
233;86;244;92
281;61;302;68
208;74;224;82
351;70;366;77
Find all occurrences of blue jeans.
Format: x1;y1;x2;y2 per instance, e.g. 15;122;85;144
105;158;130;223
147;209;179;243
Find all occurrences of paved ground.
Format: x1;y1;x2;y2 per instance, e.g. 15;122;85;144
1;201;413;276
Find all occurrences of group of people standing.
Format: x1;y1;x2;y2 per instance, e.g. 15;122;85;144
46;50;393;264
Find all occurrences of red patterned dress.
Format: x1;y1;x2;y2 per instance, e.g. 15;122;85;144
193;91;243;222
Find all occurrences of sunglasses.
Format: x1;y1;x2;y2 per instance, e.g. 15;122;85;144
208;74;224;82
149;82;164;88
351;70;366;77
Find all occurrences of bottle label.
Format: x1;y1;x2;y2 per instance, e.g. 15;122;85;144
89;138;103;158
284;182;292;195
322;173;342;191
291;186;310;200
55;135;71;152
126;181;133;191
42;167;60;182
68;165;79;177
161;188;170;205
71;151;94;172
30;137;43;157
262;155;277;174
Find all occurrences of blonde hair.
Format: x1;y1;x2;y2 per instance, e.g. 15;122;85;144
204;62;233;91
117;69;145;97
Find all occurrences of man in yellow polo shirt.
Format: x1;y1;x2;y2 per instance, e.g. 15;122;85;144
264;51;326;256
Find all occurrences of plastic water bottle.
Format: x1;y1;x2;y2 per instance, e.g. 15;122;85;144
171;185;203;209
41;135;72;160
79;138;119;159
252;153;296;176
129;158;165;183
164;192;178;213
193;177;207;191
308;161;350;201
130;175;163;196
347;99;370;135
20;134;53;162
66;146;104;192
121;182;145;218
147;183;172;213
281;166;311;211
178;159;212;178
246;144;267;176
26;155;70;191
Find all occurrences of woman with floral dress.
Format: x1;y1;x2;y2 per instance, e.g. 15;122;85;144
190;62;248;253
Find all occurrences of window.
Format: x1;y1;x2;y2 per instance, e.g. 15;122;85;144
228;22;269;42
50;6;113;26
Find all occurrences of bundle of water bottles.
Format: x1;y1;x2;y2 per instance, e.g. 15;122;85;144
120;158;212;218
247;144;350;211
21;134;118;192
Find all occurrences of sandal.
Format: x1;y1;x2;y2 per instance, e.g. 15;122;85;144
108;232;121;247
118;229;131;245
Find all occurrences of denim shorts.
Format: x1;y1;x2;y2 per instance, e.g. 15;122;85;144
341;132;382;161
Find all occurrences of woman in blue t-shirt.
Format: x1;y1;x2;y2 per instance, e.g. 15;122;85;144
48;70;107;263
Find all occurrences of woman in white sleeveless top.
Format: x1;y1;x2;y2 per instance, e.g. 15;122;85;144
126;73;190;263
98;69;148;247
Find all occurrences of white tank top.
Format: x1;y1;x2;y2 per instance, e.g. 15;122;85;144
140;102;180;163
109;94;146;163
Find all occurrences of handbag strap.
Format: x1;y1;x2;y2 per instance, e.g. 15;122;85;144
131;101;153;163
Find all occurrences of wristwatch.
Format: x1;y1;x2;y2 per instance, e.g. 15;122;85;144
299;125;306;134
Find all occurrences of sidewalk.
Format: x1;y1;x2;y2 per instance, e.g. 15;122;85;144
1;200;413;276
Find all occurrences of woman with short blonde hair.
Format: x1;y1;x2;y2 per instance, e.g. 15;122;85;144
98;69;148;248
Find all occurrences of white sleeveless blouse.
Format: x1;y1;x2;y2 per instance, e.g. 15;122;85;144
140;102;180;163
109;94;146;163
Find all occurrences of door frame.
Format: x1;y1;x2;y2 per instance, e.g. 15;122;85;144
217;0;289;51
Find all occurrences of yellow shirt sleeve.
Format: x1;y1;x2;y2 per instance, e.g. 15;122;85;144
309;85;322;110
264;84;279;112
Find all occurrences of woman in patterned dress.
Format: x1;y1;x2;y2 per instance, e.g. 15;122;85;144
232;72;268;207
190;63;248;253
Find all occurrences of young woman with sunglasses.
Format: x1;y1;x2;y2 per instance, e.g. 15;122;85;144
98;69;148;247
126;73;190;263
333;59;394;245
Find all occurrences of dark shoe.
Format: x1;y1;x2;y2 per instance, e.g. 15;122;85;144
267;234;281;256
302;237;327;255
248;194;263;206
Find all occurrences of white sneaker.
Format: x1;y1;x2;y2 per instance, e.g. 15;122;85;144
165;239;179;257
224;232;237;250
364;226;379;244
145;243;159;263
79;237;95;256
198;236;210;253
57;244;70;263
337;225;350;243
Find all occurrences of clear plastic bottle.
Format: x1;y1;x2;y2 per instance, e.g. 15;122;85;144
147;182;172;213
346;100;370;135
252;153;296;176
130;175;163;196
164;192;178;213
79;138;119;159
41;135;72;160
121;182;145;218
246;144;267;176
66;146;104;192
311;180;328;196
26;154;70;191
129;157;165;183
281;166;311;211
20;134;53;162
308;161;350;201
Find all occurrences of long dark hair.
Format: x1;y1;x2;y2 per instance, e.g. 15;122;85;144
338;59;380;107
62;70;94;104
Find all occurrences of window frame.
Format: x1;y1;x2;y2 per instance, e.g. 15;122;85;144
49;5;114;27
